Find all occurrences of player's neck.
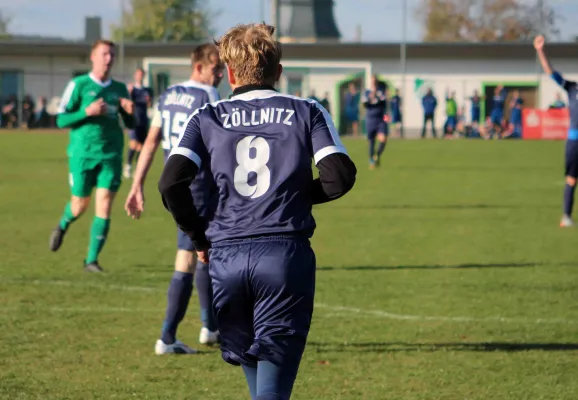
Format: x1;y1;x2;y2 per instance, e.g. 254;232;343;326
231;83;276;96
189;74;209;86
90;70;110;83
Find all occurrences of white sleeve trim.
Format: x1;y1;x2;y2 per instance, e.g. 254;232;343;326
169;147;202;169
314;145;347;165
58;81;76;113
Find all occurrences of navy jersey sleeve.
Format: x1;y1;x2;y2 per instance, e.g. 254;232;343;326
310;102;348;165
169;111;208;169
552;71;575;92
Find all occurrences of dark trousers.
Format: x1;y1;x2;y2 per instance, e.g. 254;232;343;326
422;113;436;138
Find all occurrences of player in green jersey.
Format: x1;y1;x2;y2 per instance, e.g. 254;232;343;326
49;39;135;272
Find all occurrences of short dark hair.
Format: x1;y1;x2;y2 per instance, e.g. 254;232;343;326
191;43;219;66
92;39;115;51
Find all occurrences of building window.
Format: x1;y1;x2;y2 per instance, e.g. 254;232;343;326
286;76;303;97
156;72;170;96
0;70;22;101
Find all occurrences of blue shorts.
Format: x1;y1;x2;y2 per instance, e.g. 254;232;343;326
209;235;316;368
391;113;402;124
445;116;457;130
565;140;578;178
345;109;359;123
366;120;388;139
472;109;480;123
491;110;503;126
129;125;149;143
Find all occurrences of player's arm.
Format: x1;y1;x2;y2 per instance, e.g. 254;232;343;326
309;104;357;205
133;109;162;187
56;80;93;128
119;84;135;129
158;112;210;250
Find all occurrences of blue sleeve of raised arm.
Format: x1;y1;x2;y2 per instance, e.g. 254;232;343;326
551;71;565;87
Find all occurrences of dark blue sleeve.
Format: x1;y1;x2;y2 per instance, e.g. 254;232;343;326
170;111;208;169
551;71;574;92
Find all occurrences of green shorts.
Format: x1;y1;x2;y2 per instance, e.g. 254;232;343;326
68;157;122;197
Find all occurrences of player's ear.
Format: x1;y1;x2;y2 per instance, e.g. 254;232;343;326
227;66;236;86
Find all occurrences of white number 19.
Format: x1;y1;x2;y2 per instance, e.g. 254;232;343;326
161;110;189;150
234;136;271;199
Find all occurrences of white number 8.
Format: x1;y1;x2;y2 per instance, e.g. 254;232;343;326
234;136;271;199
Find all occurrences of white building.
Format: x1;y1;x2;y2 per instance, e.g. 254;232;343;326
1;39;576;134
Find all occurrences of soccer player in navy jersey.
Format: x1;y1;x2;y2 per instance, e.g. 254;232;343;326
535;35;578;227
390;88;403;138
363;76;388;168
490;84;507;138
124;44;224;354
124;68;153;178
503;90;523;139
158;23;356;399
470;90;483;126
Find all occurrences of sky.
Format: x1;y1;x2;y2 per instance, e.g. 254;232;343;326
1;0;578;42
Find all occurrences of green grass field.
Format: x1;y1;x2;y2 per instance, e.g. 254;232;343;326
1;132;577;400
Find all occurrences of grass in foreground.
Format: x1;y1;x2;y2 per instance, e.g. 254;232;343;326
0;132;577;399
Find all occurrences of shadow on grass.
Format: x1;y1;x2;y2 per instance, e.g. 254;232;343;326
319;262;578;271
309;341;578;353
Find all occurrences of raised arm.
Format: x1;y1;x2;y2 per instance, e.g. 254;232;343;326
309;103;356;204
158;112;210;251
534;35;553;76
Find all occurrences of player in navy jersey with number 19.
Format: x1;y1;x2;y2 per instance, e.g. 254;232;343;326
535;35;578;227
158;24;357;399
125;44;224;354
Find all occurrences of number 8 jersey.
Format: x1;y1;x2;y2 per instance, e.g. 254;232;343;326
152;80;220;210
170;88;348;243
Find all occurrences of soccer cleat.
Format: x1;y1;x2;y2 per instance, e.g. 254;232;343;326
49;226;66;252
373;154;380;167
155;339;198;355
199;327;220;345
84;261;104;272
560;215;575;228
123;164;132;179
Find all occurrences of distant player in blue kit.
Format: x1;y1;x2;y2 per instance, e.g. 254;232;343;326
503;90;523;139
158;23;357;399
535;35;578;227
363;76;388;168
470;90;483;126
124;68;153;178
124;44;224;353
390;88;403;138
490;84;507;138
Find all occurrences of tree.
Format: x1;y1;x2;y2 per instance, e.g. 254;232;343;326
415;0;559;42
110;0;215;42
0;10;11;38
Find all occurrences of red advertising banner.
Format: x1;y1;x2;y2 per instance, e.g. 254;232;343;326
522;108;569;140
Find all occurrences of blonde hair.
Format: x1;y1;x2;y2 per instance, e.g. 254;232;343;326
215;23;282;86
191;43;220;66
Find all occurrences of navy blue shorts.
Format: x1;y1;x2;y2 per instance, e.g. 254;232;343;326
491;110;503;126
471;110;480;123
565;140;578;178
209;235;316;368
391;113;402;124
366;120;388;139
129;125;148;143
